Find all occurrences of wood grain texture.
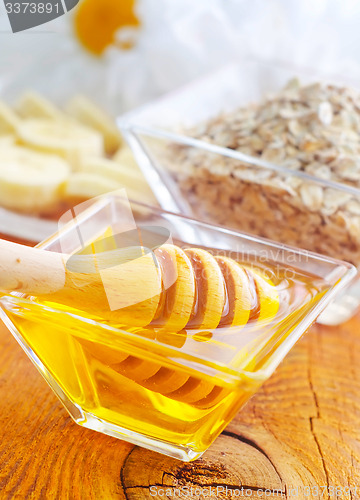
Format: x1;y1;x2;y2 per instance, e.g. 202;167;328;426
0;307;360;498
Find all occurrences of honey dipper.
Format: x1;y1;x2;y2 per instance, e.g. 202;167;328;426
0;238;279;408
0;239;279;330
76;246;279;408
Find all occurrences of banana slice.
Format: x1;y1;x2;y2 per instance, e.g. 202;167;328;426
66;95;122;155
0;134;16;148
113;146;140;171
0;101;21;135
80;156;143;182
17;119;104;169
65;172;122;199
0;146;70;212
15;91;65;121
79;157;157;205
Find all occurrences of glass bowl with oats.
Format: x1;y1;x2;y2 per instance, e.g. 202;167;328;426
120;59;360;325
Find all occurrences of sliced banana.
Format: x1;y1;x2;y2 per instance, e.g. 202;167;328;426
80;156;143;183
65;172;122;199
0;93;155;213
15;91;65;121
17;119;104;169
0;134;16;148
0;101;21;135
66;95;122;155
113;146;140;171
79;156;157;205
0;146;70;212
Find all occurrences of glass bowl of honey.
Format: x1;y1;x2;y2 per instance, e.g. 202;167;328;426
0;194;355;461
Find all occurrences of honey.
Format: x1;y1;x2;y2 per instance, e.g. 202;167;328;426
1;240;329;459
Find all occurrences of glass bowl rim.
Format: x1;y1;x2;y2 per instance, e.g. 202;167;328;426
120;124;360;202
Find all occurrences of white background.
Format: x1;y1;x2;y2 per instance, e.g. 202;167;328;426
1;0;360;110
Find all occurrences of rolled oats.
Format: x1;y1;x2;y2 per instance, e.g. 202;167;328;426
346;200;360;215
317;101;333;126
300;184;324;211
165;79;360;265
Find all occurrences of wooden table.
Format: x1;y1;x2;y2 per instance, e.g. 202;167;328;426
0;240;359;498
